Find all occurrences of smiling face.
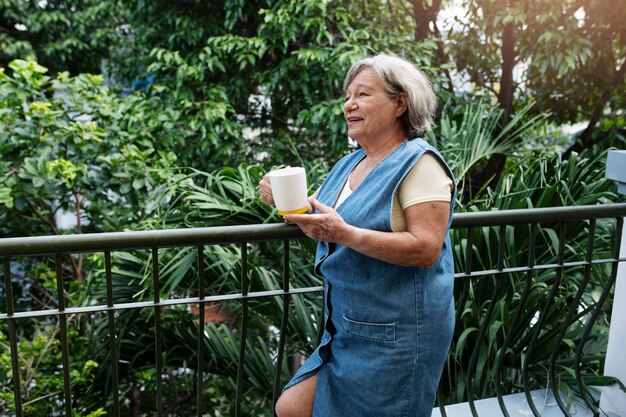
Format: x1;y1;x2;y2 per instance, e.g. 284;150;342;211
343;68;406;145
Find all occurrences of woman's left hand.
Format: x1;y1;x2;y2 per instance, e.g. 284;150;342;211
283;198;353;243
285;198;451;268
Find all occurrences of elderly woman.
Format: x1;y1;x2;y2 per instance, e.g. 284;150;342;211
259;54;456;417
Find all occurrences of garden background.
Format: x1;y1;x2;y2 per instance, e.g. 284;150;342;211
1;0;625;415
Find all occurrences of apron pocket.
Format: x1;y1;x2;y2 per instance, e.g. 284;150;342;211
342;315;396;343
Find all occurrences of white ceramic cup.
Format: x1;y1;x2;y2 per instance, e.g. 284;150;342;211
268;167;308;216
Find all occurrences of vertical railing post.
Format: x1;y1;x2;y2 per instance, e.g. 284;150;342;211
549;223;572;416
197;245;205;417
466;226;503;417
3;257;23;417
55;254;73;417
235;242;249;417
567;220;599;414
522;221;565;417
273;240;291;414
495;223;537;417
105;251;121;417
152;248;163;417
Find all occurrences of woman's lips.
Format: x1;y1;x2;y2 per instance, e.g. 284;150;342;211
347;117;363;126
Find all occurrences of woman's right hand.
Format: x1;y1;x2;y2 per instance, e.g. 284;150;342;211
258;174;275;206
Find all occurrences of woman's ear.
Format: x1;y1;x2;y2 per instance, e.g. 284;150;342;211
395;92;407;117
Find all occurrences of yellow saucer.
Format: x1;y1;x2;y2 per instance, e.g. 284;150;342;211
278;207;308;216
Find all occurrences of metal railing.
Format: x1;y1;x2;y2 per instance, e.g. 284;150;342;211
1;203;626;416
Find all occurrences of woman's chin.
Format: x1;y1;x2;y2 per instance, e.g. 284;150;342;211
347;128;364;141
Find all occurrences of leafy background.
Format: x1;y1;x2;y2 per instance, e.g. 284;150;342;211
1;0;625;415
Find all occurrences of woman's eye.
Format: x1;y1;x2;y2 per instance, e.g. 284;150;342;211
359;92;367;97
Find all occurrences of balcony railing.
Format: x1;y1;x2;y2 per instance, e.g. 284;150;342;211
1;203;626;417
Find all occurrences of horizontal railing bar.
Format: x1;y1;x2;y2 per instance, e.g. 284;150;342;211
0;224;306;256
6;255;623;320
0;286;324;320
4;259;624;320
453;257;626;279
450;203;626;227
2;204;625;257
3;258;622;319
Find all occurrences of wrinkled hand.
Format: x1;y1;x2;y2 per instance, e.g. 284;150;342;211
258;173;274;205
283;199;354;243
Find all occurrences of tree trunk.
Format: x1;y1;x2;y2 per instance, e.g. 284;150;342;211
411;0;442;42
469;8;517;199
499;20;516;123
410;0;453;94
432;22;455;94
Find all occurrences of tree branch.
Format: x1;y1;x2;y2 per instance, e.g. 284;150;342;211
411;0;442;42
432;20;454;95
562;56;626;159
498;18;517;122
25;198;60;235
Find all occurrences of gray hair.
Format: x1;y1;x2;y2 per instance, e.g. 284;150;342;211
343;54;437;137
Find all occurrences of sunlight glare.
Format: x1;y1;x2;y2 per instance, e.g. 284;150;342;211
574;6;585;28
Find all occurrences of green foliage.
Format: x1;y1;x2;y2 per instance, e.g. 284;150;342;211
0;0;122;75
441;148;619;406
70;161;326;414
450;0;626;127
486;152;618;210
0;319;104;416
427;99;547;204
114;0;442;165
0;58;242;237
2;1;625;415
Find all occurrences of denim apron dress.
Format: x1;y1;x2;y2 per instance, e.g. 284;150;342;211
284;139;456;417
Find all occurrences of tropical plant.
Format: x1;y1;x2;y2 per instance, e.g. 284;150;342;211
426;99;547;203
74;161;327;415
440;149;621;407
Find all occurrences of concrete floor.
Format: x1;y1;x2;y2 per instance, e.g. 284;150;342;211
431;389;621;417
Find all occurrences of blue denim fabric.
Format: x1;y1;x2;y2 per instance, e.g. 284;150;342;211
284;139;456;417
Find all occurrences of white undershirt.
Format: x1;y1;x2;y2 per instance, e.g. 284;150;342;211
334;153;453;232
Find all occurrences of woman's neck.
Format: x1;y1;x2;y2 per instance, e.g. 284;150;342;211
359;128;407;161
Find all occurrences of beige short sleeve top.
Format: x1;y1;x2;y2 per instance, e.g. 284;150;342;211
335;153;453;232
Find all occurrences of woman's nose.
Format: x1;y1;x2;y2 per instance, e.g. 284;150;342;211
344;96;355;112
